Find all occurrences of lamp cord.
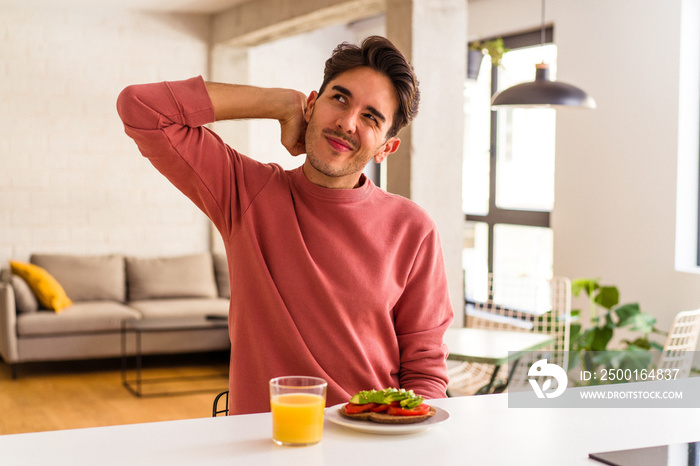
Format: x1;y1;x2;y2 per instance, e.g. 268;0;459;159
540;0;546;46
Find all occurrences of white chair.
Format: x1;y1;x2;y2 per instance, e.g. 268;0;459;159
658;309;700;378
447;274;571;396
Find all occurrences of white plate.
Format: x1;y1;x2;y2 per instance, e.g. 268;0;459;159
324;403;450;435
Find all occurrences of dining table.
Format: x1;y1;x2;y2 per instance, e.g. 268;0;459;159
2;378;699;465
444;327;555;392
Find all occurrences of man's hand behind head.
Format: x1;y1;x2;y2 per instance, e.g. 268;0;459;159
279;89;308;156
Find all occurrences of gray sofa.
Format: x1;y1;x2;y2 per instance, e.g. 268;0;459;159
0;252;231;378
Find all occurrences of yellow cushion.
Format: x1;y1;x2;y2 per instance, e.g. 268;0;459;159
9;261;73;313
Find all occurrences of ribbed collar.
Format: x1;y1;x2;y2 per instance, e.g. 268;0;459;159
290;166;374;203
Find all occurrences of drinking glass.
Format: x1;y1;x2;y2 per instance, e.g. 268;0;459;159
269;376;327;446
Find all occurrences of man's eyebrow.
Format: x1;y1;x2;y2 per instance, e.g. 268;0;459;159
331;84;352;97
331;84;387;123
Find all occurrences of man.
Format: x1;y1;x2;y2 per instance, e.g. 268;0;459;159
117;35;453;414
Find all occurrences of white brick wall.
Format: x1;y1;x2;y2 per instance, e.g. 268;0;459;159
0;5;212;264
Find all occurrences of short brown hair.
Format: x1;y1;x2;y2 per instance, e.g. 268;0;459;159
318;35;420;139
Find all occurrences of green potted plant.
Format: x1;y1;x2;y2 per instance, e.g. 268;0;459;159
568;278;666;384
482;38;508;66
467;38;508;80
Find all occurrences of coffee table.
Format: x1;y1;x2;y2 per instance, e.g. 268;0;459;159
120;316;229;397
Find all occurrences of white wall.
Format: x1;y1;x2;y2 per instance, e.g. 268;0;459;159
468;0;700;334
675;0;700;275
0;5;212;264
553;0;700;333
467;0;542;41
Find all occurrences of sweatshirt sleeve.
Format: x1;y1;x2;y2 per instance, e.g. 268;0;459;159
394;227;454;399
116;76;271;239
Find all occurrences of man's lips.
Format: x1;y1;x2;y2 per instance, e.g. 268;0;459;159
323;131;356;152
326;137;351;152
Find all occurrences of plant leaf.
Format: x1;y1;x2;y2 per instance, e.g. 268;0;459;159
604;313;614;327
618;350;653;372
649;341;664;351
582;326;614;351
624;337;651;350
572;278;599;297
633;313;657;333
569;323;582;352
614;303;640;327
615;303;656;333
594;286;619;310
592;349;652;374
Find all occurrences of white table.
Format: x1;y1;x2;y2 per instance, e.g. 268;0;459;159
444;327;555;365
2;379;699;465
444;327;555;393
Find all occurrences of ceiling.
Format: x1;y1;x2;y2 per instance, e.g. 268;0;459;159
0;0;252;14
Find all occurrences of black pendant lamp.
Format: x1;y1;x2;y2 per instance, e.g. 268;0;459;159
491;0;596;109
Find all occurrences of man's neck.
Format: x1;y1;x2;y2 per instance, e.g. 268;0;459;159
301;160;363;189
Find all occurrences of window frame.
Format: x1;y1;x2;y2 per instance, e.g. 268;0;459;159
465;27;554;274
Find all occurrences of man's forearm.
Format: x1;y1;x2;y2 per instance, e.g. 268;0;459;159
205;82;307;156
205;82;303;122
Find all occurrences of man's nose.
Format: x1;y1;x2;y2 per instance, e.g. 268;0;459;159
336;110;358;134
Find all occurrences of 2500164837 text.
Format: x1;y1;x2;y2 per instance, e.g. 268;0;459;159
580;368;680;383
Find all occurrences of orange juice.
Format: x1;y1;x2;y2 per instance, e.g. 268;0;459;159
270;393;325;445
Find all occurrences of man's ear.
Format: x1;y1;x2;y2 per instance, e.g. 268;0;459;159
374;137;401;163
305;91;318;123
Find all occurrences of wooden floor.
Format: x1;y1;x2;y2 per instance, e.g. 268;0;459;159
0;352;229;435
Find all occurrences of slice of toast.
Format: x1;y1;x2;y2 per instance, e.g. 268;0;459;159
339;405;436;424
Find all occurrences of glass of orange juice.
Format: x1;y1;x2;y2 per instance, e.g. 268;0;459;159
269;376;327;446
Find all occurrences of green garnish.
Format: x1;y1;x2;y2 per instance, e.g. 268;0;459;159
349;388;424;409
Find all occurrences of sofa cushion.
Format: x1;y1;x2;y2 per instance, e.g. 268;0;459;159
126;253;218;301
213;253;230;299
128;298;229;320
10;261;73;313
11;275;39;314
16;301;141;336
31;254;126;303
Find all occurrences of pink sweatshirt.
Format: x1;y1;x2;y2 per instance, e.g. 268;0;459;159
117;76;453;414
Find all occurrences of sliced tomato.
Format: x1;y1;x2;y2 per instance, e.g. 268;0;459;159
369;403;389;412
386;403;431;416
344;402;375;414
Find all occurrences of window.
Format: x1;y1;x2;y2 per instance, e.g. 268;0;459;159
463;29;556;302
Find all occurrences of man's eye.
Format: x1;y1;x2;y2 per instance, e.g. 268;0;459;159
333;94;347;103
365;114;377;123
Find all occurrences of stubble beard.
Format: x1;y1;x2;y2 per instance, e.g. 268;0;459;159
304;118;376;180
